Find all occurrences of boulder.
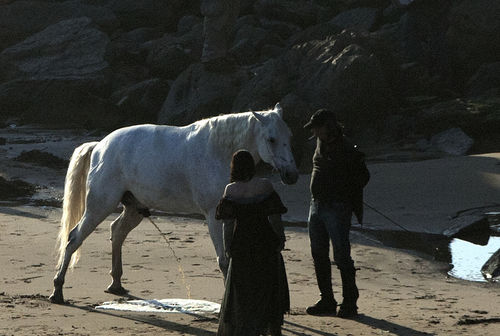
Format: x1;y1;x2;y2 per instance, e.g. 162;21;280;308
481;248;500;282
158;63;250;125
105;0;190;32
391;0;414;6
293;31;394;128
111;78;170;123
443;214;490;245
259;18;302;42
253;0;323;28
107;27;162;64
466;62;500;98
14;150;69;170
329;7;380;31
234;28;395;135
232;58;292;113
0;17;120;127
230;19;283;65
146;21;204;79
0;176;36;200
0;17;109;81
430;127;474;156
0;0;118;51
446;0;500;79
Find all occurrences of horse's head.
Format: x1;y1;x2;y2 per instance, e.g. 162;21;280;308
252;103;299;185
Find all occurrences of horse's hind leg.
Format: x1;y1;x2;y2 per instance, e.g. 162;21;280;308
49;213;103;304
106;198;144;295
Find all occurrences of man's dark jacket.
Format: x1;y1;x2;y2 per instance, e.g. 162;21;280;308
310;136;370;223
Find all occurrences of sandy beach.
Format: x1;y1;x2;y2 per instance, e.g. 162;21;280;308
0;127;499;335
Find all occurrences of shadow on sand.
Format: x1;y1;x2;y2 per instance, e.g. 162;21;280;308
283;315;433;336
355;314;434;336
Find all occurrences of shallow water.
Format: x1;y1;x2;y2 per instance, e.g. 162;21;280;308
448;237;500;282
360;214;500;282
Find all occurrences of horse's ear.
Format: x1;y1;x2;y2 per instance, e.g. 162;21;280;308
274;103;283;118
252;111;267;124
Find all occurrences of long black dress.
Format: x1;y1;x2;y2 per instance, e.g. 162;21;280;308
215;191;290;336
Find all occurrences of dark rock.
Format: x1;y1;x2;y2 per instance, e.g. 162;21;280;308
395;1;453;85
293;31;395;128
253;0;323;28
329;7;380;31
232;58;292;113
446;0;500;83
111;78;170;123
231;20;282;65
415;98;500;154
158;63;250;125
0;0;118;51
259;18;302;42
467;62;500;98
105;0;188;32
14;150;69;170
0;176;36;200
430;127;474;156
146;22;204;79
443;215;490;244
481;248;500;282
279;93;314;171
0;78;121;128
0;17;109;82
177;15;203;35
0;17;122;127
107;27;163;64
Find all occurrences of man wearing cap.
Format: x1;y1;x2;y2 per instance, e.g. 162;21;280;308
303;109;370;318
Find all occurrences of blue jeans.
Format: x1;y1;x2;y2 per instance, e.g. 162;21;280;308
308;199;358;303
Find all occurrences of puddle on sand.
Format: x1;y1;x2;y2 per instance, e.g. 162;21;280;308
448;237;500;282
360;213;500;282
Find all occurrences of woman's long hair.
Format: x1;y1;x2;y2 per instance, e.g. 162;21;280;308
230;150;256;182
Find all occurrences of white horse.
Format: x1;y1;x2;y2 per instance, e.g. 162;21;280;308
49;103;298;304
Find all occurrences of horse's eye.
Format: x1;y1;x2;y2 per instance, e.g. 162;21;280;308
269;137;276;144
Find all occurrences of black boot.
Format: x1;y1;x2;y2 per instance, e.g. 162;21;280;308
306;297;337;316
308;253;337;315
338;267;359;318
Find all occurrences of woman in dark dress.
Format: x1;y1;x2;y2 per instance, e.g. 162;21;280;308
216;150;290;336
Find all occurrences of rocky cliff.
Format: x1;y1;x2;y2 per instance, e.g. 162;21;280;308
1;0;499;165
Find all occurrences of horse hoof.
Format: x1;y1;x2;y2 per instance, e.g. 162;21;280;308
49;292;65;304
105;286;129;296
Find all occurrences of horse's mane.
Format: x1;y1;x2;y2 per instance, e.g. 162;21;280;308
192;111;258;154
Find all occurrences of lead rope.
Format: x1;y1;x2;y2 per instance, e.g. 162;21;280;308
363;201;412;233
146;216;192;299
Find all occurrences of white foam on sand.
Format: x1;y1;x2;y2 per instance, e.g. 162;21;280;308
95;298;221;314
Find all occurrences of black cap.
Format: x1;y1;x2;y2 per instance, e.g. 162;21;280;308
303;109;337;129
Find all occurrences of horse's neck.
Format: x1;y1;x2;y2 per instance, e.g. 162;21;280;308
202;113;260;163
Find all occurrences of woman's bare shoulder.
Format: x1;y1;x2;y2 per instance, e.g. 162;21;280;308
223;182;237;197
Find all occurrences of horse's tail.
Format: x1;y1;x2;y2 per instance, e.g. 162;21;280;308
56;141;99;270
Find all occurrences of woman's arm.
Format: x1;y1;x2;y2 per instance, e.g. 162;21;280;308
269;214;285;251
223;219;236;258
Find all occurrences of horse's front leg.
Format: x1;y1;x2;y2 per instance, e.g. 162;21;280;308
107;207;143;295
206;211;228;278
